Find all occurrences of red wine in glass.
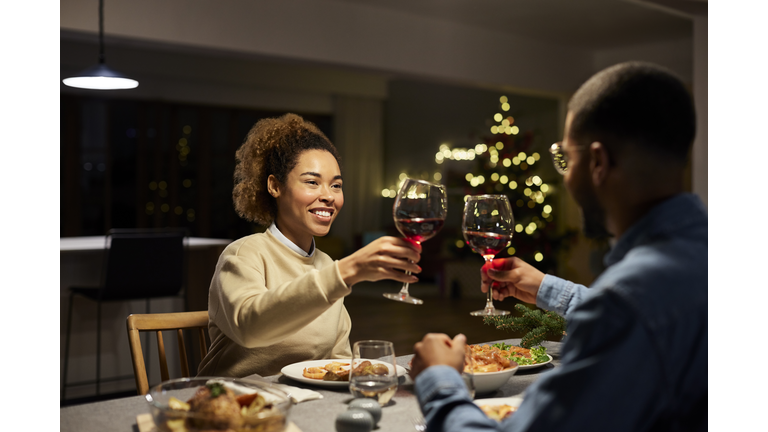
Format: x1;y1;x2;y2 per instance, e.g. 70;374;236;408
462;195;514;316
463;231;512;259
394;218;445;244
384;178;447;305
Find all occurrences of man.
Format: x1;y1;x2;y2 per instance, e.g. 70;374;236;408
410;62;707;431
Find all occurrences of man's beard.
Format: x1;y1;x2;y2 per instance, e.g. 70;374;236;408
577;188;611;239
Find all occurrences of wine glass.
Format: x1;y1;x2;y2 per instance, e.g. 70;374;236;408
462;194;514;316
349;340;398;406
383;178;448;305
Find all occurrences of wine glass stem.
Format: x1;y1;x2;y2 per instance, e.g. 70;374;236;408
400;270;412;294
484;257;495;311
400;255;416;294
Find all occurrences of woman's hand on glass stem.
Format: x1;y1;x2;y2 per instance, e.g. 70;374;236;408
338;236;422;287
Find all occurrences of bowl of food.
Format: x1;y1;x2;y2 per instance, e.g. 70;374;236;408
145;377;292;432
467;344;521;395
470;366;519;395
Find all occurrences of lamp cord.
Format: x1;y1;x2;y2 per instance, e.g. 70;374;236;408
98;0;105;64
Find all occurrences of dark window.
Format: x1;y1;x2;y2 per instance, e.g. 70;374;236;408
60;94;333;240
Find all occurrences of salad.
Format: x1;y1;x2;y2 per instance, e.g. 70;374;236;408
491;342;550;366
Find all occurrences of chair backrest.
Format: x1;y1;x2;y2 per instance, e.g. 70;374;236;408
126;311;209;395
101;228;188;301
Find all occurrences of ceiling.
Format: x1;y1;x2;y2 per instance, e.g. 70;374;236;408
60;0;704;105
334;0;700;49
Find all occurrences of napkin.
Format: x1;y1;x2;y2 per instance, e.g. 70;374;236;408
271;383;323;403
238;374;323;404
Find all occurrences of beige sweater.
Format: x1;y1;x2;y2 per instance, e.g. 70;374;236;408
197;230;353;377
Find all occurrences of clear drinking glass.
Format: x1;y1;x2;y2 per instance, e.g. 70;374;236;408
349;340;398;406
383;178;448;305
462;194;514;316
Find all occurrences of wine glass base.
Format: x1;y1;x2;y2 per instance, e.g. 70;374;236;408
383;292;424;305
469;309;510;316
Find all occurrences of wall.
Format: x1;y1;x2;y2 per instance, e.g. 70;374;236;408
593;37;693;87
692;15;707;207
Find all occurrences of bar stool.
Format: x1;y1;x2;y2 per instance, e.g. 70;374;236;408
61;228;188;401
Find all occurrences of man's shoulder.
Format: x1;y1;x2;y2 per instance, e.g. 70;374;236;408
588;235;707;338
599;222;706;291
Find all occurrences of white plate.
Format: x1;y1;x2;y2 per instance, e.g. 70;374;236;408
280;359;407;388
474;395;524;408
474;395;524;420
514;354;553;370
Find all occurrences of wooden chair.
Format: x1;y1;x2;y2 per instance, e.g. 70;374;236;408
126;311;209;395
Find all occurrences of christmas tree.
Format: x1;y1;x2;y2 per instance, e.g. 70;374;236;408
435;95;577;275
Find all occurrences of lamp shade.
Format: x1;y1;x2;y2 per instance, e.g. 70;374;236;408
63;62;139;90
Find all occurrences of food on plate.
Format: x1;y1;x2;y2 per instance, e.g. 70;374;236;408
160;381;283;432
322;361;351;380
302;361;354;381
322;369;350;381
466;344;516;372
353;360;389;376
302;367;328;380
480;404;518;421
324;361;348;373
489;342;550;366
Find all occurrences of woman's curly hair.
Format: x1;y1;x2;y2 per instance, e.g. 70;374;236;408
233;113;341;225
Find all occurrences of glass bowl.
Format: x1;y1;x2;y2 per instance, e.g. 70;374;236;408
145;377;292;432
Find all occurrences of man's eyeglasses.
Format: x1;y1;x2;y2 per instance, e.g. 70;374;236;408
549;142;568;175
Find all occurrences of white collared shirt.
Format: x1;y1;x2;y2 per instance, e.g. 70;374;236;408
269;222;315;258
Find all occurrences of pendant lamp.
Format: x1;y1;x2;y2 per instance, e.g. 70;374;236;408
63;0;138;90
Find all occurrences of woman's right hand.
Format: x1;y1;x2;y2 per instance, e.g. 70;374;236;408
337;236;422;287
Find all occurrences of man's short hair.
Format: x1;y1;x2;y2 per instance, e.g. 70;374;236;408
567;61;696;164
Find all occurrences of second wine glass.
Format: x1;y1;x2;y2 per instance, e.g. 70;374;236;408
383;178;447;305
462;195;514;316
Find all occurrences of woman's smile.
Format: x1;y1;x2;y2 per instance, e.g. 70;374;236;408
309;207;335;221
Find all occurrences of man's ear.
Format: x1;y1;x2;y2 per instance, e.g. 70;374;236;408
589;142;611;186
267;175;280;198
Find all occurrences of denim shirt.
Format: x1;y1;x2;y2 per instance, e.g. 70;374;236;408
415;193;708;432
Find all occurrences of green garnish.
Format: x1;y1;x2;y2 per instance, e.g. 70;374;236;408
492;342;512;351
507;346;549;365
207;382;225;398
529;346;549;363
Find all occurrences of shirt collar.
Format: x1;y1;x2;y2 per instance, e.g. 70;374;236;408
604;193;707;267
269;222;315;258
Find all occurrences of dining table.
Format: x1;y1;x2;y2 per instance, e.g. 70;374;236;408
60;338;562;432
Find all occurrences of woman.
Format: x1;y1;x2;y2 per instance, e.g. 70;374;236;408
197;113;421;377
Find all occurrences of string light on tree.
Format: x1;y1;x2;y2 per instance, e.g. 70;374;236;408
429;94;577;273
